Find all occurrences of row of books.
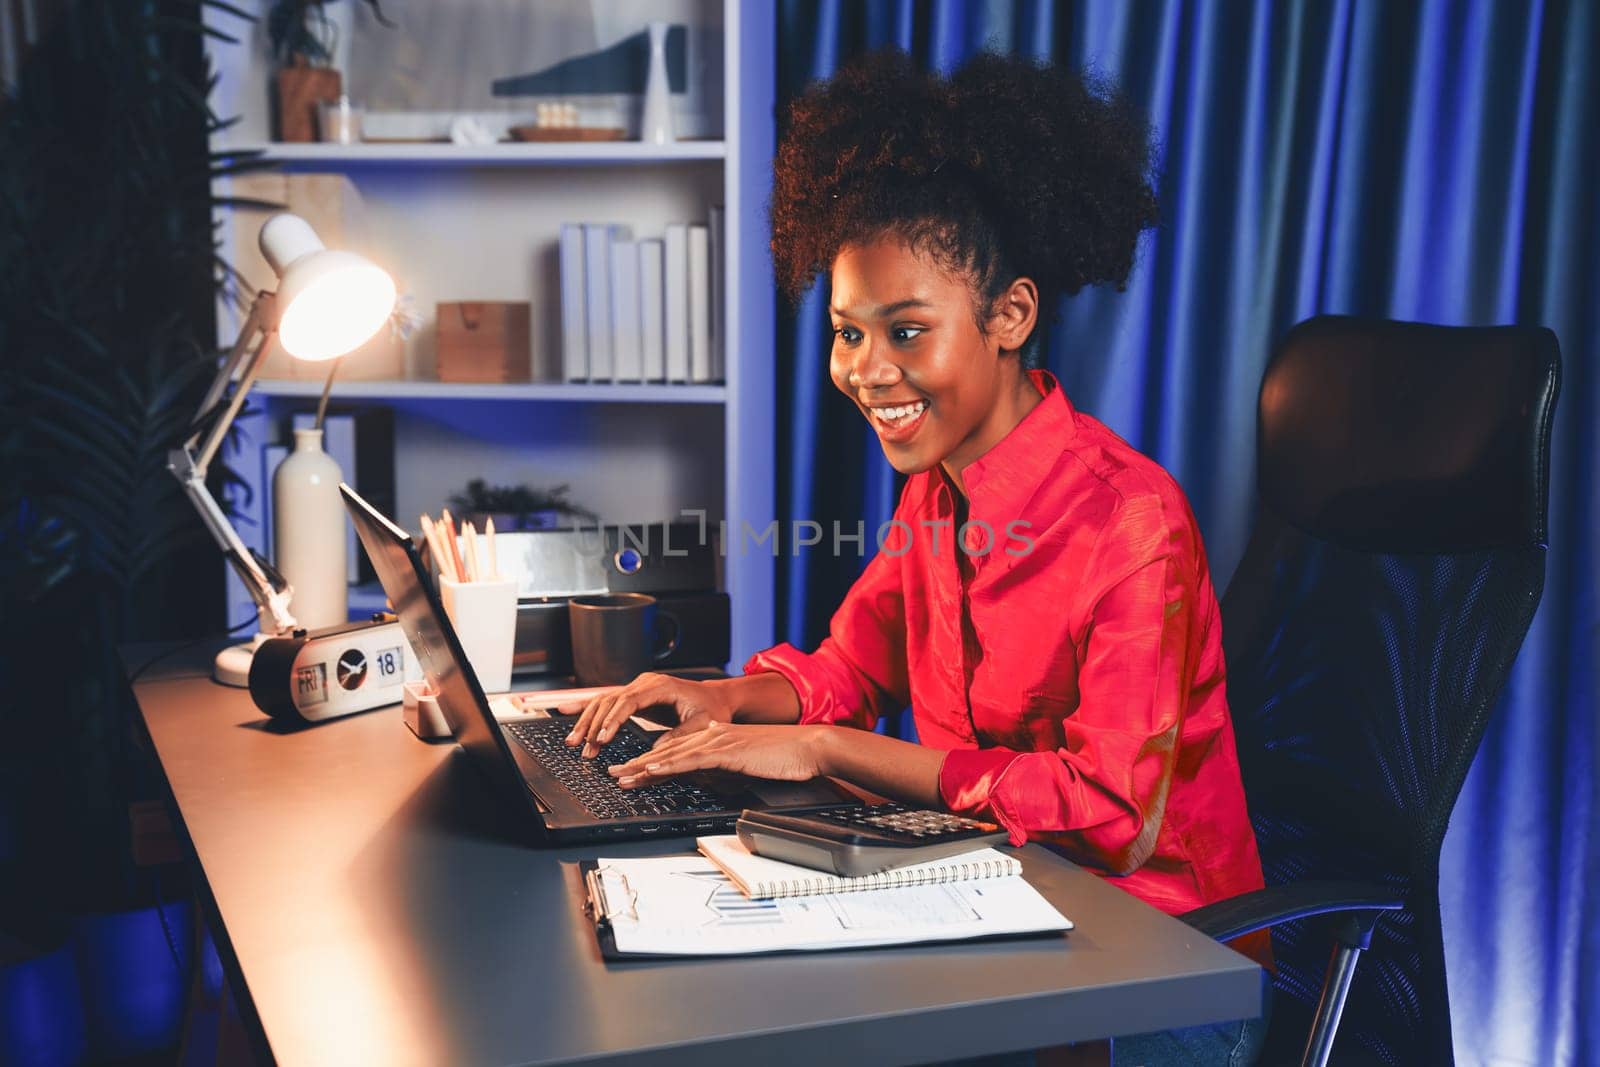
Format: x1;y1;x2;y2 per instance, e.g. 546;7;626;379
559;210;724;384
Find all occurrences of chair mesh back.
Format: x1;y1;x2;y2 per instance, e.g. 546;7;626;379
1221;317;1559;1066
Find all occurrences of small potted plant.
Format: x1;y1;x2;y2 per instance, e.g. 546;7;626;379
266;0;392;142
448;479;600;532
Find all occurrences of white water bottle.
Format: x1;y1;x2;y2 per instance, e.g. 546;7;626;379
639;21;675;144
273;427;348;629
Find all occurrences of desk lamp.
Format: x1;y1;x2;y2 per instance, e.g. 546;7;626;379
168;213;396;685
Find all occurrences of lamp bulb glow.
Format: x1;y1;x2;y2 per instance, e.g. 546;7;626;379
259;214;397;362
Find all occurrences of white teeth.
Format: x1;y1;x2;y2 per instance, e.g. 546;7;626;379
873;401;927;425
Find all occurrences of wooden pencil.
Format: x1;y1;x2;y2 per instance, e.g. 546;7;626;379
439;508;468;585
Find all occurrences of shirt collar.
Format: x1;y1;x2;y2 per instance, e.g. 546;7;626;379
955;368;1077;518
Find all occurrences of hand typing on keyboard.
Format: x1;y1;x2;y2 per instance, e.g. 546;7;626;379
504;717;729;818
559;672;738;758
607;720;829;788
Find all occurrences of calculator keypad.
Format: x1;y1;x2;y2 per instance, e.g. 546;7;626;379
812;802;995;840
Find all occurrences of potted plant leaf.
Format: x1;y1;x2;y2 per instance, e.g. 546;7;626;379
448;479;600;532
1;2;257;1058
266;0;393;142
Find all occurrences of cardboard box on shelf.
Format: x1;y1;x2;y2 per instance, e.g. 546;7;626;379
436;302;532;383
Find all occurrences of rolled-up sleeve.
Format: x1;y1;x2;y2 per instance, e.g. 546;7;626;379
939;497;1193;874
742;541;909;731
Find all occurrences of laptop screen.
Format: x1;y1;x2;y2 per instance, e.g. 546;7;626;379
339;483;533;812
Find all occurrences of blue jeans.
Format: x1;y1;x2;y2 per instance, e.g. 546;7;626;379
1112;984;1273;1066
942;984;1273;1066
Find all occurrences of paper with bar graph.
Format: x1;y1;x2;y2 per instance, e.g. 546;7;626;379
585;854;1071;957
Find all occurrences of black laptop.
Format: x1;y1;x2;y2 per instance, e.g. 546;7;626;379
340;483;859;844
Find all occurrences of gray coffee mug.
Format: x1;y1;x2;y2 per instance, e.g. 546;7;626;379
567;593;677;686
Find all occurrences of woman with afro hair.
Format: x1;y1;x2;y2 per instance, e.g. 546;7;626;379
566;49;1270;1063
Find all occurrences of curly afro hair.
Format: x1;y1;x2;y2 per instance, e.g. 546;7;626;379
770;49;1158;356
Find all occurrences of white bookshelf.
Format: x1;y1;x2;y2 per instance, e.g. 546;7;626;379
251;379;727;404
206;0;777;668
223;141;727;166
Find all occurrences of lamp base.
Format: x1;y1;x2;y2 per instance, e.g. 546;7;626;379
213;633;272;687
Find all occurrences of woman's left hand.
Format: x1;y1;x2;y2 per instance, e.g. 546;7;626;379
609;721;827;787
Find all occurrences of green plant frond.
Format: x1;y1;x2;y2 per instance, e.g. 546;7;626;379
24;399;139;459
127;517;212;577
193;21;243;45
0;503;83;609
208;144;269;162
29;357;124;411
142;55;217;116
212;196;289;213
31;447;140;507
147;14;232;45
204;0;258;24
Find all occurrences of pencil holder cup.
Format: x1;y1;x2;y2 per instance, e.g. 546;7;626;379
439;575;518;694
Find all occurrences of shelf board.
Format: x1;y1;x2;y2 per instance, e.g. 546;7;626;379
251;379;726;404
216;141;726;167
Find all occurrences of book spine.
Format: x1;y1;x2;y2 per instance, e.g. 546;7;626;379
639;239;666;382
559;222;588;382
708;204;723;383
583;223;624;382
687;223;711;382
663;223;690;382
610;236;642;382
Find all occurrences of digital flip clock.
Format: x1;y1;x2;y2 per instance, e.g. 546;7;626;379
247;616;418;725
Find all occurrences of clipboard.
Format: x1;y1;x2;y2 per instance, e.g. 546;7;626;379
580;859;631;962
580;855;1071;961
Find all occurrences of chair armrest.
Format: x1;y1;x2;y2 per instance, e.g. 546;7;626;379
1179;881;1404;945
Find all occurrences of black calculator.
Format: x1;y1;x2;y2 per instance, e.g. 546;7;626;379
735;802;1010;877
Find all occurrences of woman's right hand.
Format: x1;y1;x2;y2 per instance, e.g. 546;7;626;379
560;673;735;757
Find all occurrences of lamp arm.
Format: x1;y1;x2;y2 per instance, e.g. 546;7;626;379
168;288;298;636
190;291;279;476
168;451;298;635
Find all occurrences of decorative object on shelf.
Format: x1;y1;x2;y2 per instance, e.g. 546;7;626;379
266;0;393;142
275;57;341;144
491;23;688;141
537;101;580;128
491;24;687;96
167;212;397;685
639;21;675;144
447;479;599;532
436;301;532;383
317;93;363;143
448;115;497;146
508;125;626;142
272;426;348;628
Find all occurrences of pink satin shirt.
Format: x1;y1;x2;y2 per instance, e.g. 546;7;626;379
745;369;1269;964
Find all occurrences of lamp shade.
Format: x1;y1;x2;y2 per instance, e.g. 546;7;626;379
259;214;397;362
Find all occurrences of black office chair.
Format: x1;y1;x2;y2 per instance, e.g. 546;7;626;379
1179;316;1560;1066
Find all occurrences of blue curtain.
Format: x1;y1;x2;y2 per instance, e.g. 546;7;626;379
773;2;1596;1064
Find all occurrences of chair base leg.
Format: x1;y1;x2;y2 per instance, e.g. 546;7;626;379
1301;944;1363;1067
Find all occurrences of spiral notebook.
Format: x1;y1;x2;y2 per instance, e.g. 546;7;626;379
697;834;1022;900
581;854;1071;959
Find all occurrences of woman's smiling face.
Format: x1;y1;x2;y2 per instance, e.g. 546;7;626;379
829;235;1039;481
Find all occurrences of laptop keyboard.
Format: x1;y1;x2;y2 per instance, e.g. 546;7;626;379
505;717;732;820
